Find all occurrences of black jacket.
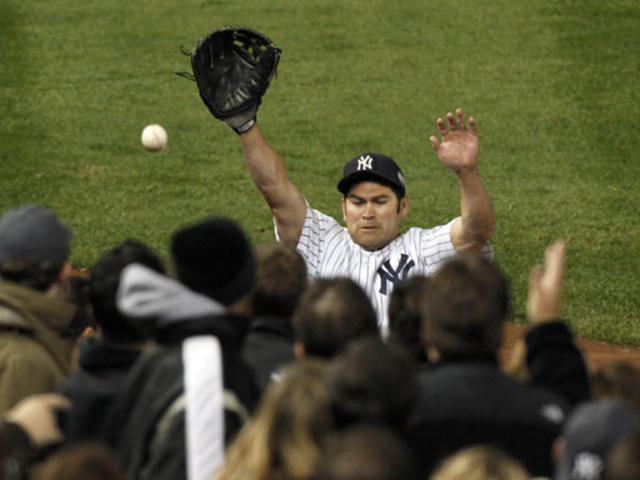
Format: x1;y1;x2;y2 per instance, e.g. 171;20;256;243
407;356;568;477
0;421;33;480
58;336;142;445
525;321;591;408
242;314;296;392
407;321;589;477
105;314;259;480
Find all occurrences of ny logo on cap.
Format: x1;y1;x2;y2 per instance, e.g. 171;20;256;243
357;155;373;171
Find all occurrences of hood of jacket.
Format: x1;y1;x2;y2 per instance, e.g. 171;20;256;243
116;264;250;347
117;263;226;328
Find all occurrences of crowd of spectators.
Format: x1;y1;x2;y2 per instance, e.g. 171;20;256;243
0;204;638;480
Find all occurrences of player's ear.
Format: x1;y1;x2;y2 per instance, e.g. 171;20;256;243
399;196;410;218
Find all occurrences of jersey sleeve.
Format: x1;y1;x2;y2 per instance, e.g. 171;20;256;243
417;217;493;271
274;200;344;277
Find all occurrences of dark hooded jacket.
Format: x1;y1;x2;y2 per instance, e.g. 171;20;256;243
58;336;142;444
104;265;259;480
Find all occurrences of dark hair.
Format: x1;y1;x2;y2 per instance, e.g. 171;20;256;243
313;425;416;480
388;276;430;364
421;254;510;357
591;361;640;416
90;239;166;343
327;336;418;432
606;431;640;480
251;242;308;318
61;274;94;338
292;277;379;358
32;442;125;480
170;217;255;306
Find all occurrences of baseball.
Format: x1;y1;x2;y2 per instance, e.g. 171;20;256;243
141;124;168;152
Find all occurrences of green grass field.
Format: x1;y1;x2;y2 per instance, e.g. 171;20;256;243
1;0;638;344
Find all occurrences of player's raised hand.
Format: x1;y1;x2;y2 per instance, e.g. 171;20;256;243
526;240;566;324
430;108;479;172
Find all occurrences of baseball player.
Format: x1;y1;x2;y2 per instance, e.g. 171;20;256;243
187;29;495;334
237;111;494;335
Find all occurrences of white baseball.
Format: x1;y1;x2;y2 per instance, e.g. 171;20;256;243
141;124;168;152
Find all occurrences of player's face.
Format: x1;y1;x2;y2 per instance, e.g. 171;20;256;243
342;181;410;251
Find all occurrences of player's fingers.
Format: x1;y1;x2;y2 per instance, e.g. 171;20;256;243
446;112;457;131
430;136;440;151
469;116;477;136
437;118;447;137
456;108;467;131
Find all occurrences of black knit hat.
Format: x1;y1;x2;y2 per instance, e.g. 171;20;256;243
170;217;255;306
337;152;406;197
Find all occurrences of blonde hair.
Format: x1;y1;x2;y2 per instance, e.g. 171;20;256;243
430;445;530;480
215;359;332;480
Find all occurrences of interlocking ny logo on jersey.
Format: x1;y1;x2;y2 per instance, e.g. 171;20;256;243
357;155;373;171
377;254;415;295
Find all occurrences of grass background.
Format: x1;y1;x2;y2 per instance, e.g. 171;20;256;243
1;0;638;344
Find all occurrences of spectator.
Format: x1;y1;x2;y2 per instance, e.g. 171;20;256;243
326;336;417;433
502;240;591;409
107;217;259;480
605;430;640;480
243;242;307;392
170;216;256;316
407;241;589;477
0;206;78;411
387;275;430;365
521;241;591;408
553;398;639;480
292;277;379;359
313;424;417;480
58;239;166;445
216;360;333;480
590;360;640;415
32;443;125;480
429;445;530;480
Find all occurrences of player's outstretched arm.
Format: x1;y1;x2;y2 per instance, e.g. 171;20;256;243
188;28;305;245
239;125;307;246
430;108;495;252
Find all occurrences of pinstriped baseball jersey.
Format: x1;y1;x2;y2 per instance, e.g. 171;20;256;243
282;203;493;335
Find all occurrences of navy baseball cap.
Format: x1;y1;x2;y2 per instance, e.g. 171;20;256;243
0;205;72;267
555;399;640;480
337;153;406;197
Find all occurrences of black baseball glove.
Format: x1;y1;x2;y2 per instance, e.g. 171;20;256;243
186;27;281;134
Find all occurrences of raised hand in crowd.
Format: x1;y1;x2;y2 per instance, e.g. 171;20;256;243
527;239;566;323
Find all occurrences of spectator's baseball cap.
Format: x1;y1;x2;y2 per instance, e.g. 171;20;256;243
555;399;640;480
0;205;72;268
337;153;406;197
